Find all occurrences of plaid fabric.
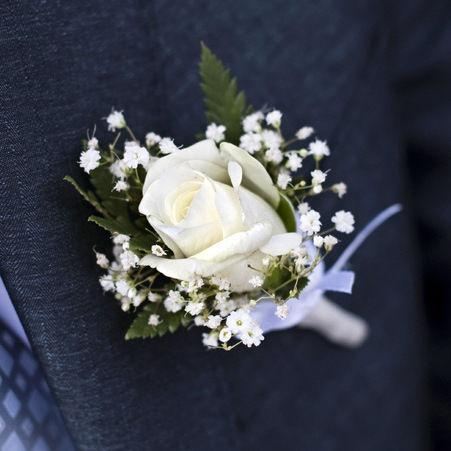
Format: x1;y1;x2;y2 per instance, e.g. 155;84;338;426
0;321;74;450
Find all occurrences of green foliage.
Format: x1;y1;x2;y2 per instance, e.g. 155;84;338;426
90;165;130;219
199;43;252;143
125;304;192;340
88;215;136;236
129;234;154;254
264;264;309;300
277;193;297;233
63;176;108;217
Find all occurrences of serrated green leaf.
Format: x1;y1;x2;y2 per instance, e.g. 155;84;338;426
88;215;136;236
90;165;133;222
199;43;252;143
277;193;297;232
167;314;181;333
129;234;154;254
63;175;109;217
125;305;156;340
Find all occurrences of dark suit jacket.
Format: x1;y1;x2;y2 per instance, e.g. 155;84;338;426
1;1;450;450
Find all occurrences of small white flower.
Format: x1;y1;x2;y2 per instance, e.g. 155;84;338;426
249;275;263;288
261;129;282;149
286;153;303;172
296;126;314;140
185;301;204;316
95;252;109;269
313;235;324;248
113;180;129;192
297;202;310;215
79;148;101;173
115;279;131;296
309;139;330;158
219;327;232;343
323;235;338;251
194;316;206;326
164;290;184;313
226;309;252;334
132;291;146;307
151;245;166;257
277;173;292;190
119;250;139;271
311;169;327;185
120;297;132;312
292;246;310;268
106;110;126;131
265;146;283;164
113;233;130;244
312;184;323;194
145;132;161;147
205;123;226;143
299;209;321;236
181;276;204;293
159;137;179;154
242;111;264;133
206;315;222;329
276;304;289;319
240;323;264;347
109;159;127;179
148;314;160;326
332;210;355;234
202;332;218;348
87;137;99;149
215;291;230;303
99;275;115;292
239;133;262;154
110;261;122;272
266;110;282;127
332;182;347;198
127;287;137;300
215;294;235;317
211;276;231;291
147;292;161;303
123;141;149;169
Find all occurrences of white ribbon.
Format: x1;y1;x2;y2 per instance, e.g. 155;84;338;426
250;204;402;347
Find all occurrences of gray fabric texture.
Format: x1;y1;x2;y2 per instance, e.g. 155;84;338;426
2;0;449;449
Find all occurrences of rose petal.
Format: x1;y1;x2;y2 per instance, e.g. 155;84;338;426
220;142;280;207
259;233;303;256
142;139;224;192
140;222;273;280
238;187;286;234
228;161;242;189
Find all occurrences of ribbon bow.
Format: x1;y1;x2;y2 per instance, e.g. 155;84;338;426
251;204;402;347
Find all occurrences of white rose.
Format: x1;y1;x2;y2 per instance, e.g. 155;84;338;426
138;140;301;292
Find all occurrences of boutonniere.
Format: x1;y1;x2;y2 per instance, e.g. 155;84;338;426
65;44;400;350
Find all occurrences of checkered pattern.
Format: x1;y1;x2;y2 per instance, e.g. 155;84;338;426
0;322;74;451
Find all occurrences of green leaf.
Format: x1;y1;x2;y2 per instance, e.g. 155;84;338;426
199;43;252;143
125;306;191;340
63;175;108;216
129;234;154;254
90;166;131;220
277;193;297;232
125;305;157;340
88;215;136;236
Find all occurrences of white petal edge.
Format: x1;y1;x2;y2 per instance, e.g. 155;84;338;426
259;233;303;256
228;161;242;189
142;139;223;192
220;142;280;207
